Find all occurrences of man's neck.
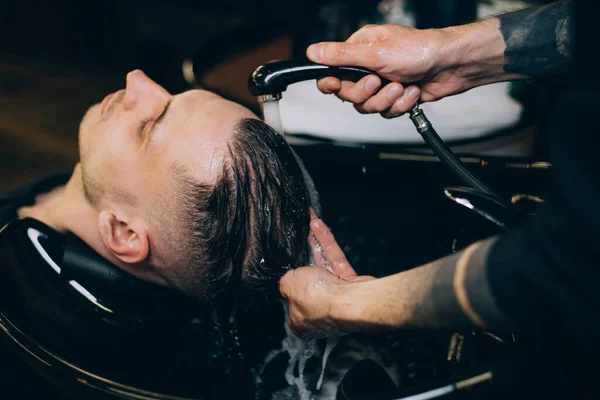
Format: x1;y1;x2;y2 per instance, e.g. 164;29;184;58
18;165;94;234
17;165;170;287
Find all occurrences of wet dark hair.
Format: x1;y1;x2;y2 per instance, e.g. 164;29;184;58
170;118;311;304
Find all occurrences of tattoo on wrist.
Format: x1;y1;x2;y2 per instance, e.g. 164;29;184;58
499;0;572;77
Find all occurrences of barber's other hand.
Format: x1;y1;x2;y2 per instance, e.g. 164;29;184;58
307;24;462;118
279;214;375;339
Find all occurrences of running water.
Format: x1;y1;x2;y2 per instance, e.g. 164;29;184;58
282;307;318;400
316;336;340;391
255;302;345;400
262;101;284;135
310;237;334;274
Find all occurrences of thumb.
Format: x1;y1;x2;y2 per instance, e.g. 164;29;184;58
278;269;295;299
307;42;371;67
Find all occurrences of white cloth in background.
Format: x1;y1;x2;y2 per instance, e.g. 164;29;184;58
279;81;523;144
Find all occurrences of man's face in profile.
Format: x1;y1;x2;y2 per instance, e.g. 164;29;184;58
72;70;311;302
78;70;256;206
77;70;258;277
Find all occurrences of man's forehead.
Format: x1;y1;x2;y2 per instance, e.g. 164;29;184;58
175;89;255;121
160;90;252;184
180;88;223;103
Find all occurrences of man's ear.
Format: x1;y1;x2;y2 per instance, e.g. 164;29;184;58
98;210;149;264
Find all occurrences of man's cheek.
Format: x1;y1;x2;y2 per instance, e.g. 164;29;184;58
78;117;99;159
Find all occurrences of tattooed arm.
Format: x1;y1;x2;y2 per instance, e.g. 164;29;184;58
307;0;573;117
443;0;573;88
499;0;572;77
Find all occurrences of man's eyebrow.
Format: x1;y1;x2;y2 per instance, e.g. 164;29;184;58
146;99;172;150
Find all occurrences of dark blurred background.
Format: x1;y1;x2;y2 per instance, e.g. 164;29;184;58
0;0;559;193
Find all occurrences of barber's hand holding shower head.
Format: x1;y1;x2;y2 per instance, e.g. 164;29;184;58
303;20;513;202
306;22;508;118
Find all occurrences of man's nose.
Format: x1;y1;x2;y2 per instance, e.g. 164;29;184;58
123;70;170;111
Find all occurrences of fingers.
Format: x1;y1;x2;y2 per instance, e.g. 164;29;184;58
307;42;370;67
316;77;342;94
354;82;405;114
317;74;382;104
381;85;421;119
278;270;292;300
279;268;311;300
315;77;418;119
308;208;326;265
310;219;357;279
341;74;383;103
278;266;340;340
309;231;327;266
278;265;369;340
